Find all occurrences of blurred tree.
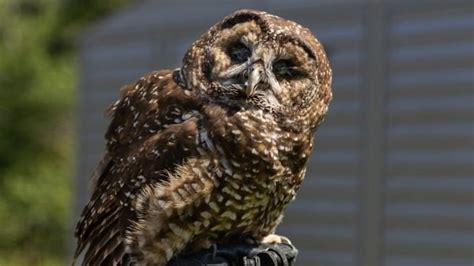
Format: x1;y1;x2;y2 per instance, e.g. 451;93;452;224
0;0;131;264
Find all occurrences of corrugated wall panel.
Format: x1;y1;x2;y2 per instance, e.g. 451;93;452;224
384;3;474;266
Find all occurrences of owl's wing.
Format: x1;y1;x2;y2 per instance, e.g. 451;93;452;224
74;70;200;265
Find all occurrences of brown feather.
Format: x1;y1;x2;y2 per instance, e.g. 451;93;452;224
74;69;200;264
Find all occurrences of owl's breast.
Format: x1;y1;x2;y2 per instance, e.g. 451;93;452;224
195;105;311;240
196;167;298;242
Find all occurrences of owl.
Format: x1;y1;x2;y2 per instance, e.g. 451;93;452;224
74;9;332;266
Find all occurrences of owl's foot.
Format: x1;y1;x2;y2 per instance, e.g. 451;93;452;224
262;234;292;245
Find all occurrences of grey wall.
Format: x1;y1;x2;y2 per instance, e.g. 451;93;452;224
76;0;474;265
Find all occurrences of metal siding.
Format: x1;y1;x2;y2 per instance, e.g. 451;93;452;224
384;2;474;266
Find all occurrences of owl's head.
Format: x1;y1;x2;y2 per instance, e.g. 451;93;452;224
179;9;332;131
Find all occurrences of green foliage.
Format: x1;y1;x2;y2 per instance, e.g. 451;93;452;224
0;0;131;264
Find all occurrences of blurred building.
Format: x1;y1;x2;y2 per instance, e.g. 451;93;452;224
76;0;474;265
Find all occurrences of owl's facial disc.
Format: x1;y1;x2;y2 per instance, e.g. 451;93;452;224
211;39;315;115
199;17;320;116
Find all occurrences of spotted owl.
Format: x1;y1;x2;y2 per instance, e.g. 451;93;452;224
74;9;332;266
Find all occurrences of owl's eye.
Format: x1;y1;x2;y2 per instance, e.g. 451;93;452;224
272;59;302;79
227;42;251;63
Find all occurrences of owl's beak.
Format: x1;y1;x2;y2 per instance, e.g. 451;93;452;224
246;62;264;97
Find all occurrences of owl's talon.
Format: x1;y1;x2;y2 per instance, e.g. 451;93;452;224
210;243;217;259
262;234;292;245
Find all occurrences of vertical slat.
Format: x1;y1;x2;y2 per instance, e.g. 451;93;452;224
357;2;388;266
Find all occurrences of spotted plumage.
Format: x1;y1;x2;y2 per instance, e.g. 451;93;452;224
74;9;332;266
